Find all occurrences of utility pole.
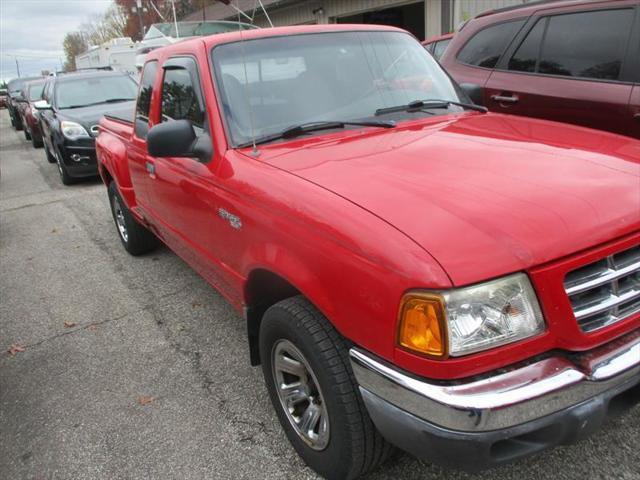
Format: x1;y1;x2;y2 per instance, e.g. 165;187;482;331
15;57;21;77
132;0;146;40
202;0;206;22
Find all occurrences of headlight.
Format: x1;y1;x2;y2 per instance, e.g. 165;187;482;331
61;121;89;140
397;273;545;358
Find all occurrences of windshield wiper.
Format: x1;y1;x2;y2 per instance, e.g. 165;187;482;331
62;99;135;109
375;99;487;116
237;120;396;148
103;98;135;103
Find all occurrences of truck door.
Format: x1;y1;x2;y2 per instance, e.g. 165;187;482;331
128;60;159;215
145;55;228;289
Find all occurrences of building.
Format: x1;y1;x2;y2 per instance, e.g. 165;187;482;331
182;0;536;40
75;37;138;74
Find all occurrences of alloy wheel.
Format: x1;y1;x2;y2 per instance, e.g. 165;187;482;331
112;195;128;243
271;339;330;450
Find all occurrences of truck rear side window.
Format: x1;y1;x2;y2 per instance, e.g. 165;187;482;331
457;20;525;69
135;61;158;139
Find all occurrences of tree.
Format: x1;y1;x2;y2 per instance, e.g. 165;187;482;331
81;4;128;46
62;32;88;72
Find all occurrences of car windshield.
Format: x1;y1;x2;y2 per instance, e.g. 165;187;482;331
28;82;45;101
144;21;256;40
212;31;463;146
56;75;138;109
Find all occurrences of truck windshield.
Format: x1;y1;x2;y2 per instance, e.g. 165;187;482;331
212;31;463;146
56;75;138;109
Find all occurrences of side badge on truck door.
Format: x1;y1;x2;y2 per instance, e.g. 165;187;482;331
218;208;242;230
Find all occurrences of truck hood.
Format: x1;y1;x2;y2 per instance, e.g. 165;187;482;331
256;113;640;286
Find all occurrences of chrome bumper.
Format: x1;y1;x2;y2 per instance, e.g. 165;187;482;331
350;330;640;432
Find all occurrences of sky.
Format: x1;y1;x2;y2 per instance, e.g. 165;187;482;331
0;0;112;83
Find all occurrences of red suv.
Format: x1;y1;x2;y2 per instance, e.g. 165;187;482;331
439;0;640;138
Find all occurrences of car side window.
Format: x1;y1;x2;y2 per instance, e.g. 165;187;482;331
508;9;634;81
457;20;525;69
433;39;451;60
508;18;546;73
135;61;158;139
161;63;205;132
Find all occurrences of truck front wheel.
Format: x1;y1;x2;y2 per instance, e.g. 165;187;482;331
107;182;158;256
259;296;393;480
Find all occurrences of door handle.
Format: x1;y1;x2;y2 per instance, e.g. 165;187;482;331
634;113;640;121
146;161;156;176
491;94;519;104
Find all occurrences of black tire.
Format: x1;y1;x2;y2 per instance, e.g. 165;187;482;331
260;296;393;480
31;135;43;148
107;182;158;256
24;127;32;141
56;153;75;186
43;141;56;163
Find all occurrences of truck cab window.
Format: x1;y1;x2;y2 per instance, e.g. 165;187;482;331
161;67;205;131
135;61;158;139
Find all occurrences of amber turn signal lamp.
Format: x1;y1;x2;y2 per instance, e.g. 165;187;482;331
397;293;447;358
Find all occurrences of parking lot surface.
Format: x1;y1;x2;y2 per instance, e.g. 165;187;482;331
0;112;638;479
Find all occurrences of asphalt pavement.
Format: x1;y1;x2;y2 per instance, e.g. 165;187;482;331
1;112;638;480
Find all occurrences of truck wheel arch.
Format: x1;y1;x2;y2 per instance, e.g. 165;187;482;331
243;267;338;366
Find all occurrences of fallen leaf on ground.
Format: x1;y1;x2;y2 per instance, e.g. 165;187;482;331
88;325;99;331
191;301;201;308
138;395;154;406
7;344;25;356
51;228;57;233
63;321;77;328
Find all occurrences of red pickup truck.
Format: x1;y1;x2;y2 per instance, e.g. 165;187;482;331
96;24;640;480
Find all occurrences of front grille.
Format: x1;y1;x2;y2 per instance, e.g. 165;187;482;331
564;245;640;332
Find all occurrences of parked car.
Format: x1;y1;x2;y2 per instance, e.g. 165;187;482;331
439;0;640;138
422;32;454;60
17;79;46;147
6;76;42;130
36;70;138;185
0;89;8;108
96;24;640;480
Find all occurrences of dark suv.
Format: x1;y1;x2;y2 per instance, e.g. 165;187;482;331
36;70;138;185
439;0;640;138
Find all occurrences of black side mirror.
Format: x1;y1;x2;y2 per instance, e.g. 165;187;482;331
460;83;484;107
147;119;207;160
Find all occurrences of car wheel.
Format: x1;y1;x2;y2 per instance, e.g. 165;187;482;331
24;128;32;141
55;151;75;186
259;296;394;480
43;141;56;163
31;135;43;148
107;182;158;256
